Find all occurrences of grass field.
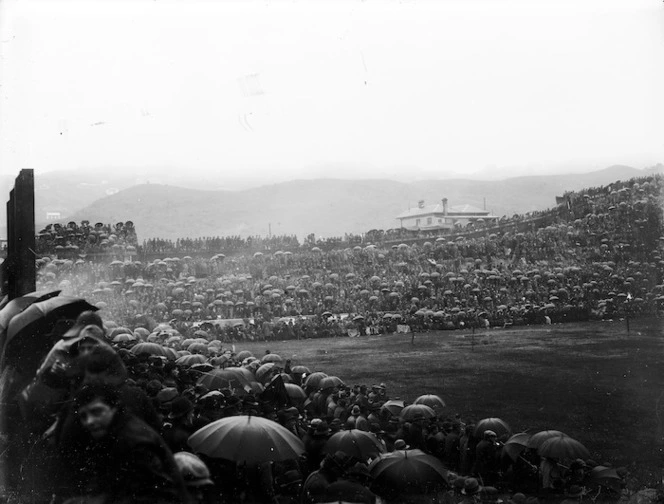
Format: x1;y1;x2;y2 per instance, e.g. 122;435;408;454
238;318;664;490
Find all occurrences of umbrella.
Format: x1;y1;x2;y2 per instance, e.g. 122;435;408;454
381;400;405;417
503;433;531;461
112;333;137;344
2;296;98;373
400;404;436;421
319;376;344;390
304;372;328;390
187;343;209;355
290;365;310;376
236;350;253;361
324;429;386;461
284;383;306;402
176;354;208;366
526;430;565;449
130;342;177;360
413;394;446;412
261;353;283;364
369;449;449;499
256;363;278;383
188;415;305;464
588;465;622;491
197;368;253;393
0;290;63;353
474;418;512;439
538;435;590;460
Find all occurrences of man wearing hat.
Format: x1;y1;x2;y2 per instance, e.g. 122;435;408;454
460;477;482;504
304;419;330;474
475;430;500;485
162;396;196;453
301;450;349;504
323;462;377;504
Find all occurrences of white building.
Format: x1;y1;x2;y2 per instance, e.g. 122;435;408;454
396;198;499;230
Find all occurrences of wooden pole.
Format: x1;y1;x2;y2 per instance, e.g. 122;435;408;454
6;169;35;299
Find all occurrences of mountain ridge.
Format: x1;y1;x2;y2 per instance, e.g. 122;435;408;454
54;164;662;241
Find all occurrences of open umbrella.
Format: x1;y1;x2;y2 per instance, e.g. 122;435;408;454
538;435;590;460
256;363;278;383
588;465;622;491
236;350;253;361
526;430;565;449
369;449;449;500
319;376;344;390
381;400;405;417
303;372;328;390
0;290;62;352
176;354;208;366
112;333;137;344
2;296;98;374
413;394;446;412
284;383;306;402
130;342;177;360
400;404;436;421
188;415;305;464
197;368;253;394
261;353;283;364
324;429;386;461
502;433;531;461
290;365;310;376
474;418;512;439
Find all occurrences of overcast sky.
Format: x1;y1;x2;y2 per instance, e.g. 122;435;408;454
1;0;663;185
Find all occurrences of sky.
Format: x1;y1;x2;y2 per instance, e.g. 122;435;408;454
0;0;663;186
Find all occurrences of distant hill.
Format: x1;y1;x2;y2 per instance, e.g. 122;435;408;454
59;164;663;241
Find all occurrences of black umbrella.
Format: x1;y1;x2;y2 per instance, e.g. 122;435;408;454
2;296;97;377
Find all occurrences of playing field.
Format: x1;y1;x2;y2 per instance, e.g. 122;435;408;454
239;318;664;490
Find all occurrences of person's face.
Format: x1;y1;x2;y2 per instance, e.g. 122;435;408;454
78;338;99;356
79;398;117;439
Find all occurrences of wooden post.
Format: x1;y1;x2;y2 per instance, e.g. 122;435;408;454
5;169;36;299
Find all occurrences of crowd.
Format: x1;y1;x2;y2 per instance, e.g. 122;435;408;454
2;309;627;504
1;174;661;504
32;175;664;341
35;220;138;258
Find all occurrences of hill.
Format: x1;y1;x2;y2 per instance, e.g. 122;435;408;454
61;164;663;241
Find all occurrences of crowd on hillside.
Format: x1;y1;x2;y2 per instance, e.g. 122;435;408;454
32;176;664;340
35;220;138;257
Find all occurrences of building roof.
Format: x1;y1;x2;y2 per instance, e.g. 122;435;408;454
396;202;491;220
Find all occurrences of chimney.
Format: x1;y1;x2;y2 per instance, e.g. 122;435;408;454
442;198;448;215
418;200;425;209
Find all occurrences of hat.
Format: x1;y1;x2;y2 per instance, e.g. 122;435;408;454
509;493;527;504
351;405;361;416
327;450;350;470
394;439;410;450
156;387;179;404
567;486;585;498
348;462;371;480
173;452;214;487
169;397;194;419
313;420;331;437
63;311;105;339
462;478;481;495
484;430;497;438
